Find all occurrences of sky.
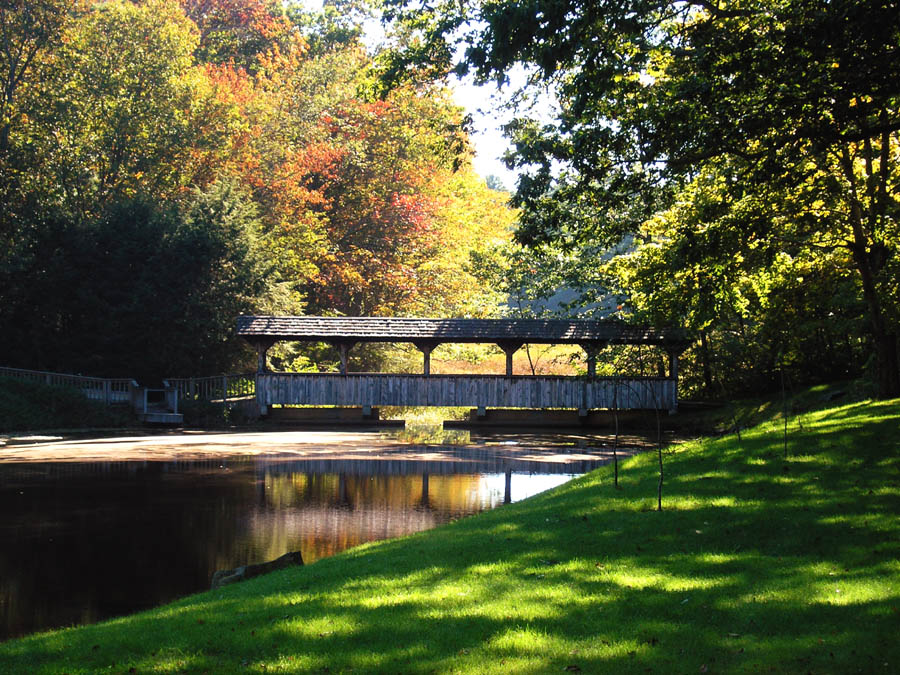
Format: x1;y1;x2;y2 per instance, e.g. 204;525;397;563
449;75;520;190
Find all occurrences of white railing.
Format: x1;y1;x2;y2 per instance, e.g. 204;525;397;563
135;388;180;416
0;366;137;405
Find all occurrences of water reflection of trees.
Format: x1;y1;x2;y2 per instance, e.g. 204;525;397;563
258;471;495;563
0;442;621;638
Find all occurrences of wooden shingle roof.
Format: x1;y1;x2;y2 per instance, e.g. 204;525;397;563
237;316;690;348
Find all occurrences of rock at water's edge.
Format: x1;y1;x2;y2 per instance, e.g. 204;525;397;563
211;551;304;589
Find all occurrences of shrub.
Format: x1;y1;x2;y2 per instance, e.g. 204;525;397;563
0;377;131;432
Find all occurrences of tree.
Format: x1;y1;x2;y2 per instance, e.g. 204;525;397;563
0;181;271;380
16;0;218;220
0;0;76;155
242;33;496;318
0;0;521;381
422;168;516;317
381;0;900;397
179;0;290;69
286;0;371;57
0;0;81;242
484;174;508;193
306;86;470;316
607;160;871;395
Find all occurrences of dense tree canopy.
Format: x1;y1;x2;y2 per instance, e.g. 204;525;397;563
0;181;269;379
0;0;514;379
382;0;900;397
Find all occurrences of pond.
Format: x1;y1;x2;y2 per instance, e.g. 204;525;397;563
0;427;646;641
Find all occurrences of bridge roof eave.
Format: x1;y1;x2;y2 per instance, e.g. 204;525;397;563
236;316;691;350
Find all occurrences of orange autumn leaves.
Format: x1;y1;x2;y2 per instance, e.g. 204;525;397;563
199;20;510;317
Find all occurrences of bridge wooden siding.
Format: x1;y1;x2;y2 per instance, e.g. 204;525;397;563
256;373;676;412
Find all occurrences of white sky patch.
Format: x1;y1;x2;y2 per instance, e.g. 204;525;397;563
450;74;518;189
450;65;560;191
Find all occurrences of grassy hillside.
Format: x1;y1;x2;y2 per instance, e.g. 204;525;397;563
0;377;132;433
1;397;898;673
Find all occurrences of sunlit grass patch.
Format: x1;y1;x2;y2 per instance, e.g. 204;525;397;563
489;625;568;653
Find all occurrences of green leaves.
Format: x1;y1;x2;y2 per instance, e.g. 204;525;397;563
384;0;900;396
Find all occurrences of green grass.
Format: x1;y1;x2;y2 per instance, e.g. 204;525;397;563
1;398;898;673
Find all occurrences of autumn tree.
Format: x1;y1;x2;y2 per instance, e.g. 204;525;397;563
0;0;82;240
179;0;289;69
13;0;222;220
0;1;276;377
306;87;468;316
0;0;517;380
227;24;506;318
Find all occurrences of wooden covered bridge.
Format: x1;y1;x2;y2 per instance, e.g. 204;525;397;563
237;316;690;420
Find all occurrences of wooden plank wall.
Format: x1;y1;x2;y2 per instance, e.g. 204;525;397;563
257;374;676;412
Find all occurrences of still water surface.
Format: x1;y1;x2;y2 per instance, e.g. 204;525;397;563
0;427;639;641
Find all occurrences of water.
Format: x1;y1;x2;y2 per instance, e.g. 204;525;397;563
0;428;642;641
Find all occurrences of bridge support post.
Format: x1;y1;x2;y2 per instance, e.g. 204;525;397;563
667;349;680;414
497;341;524;376
256;373;267;416
330;341;357;374
580;340;607;378
255;339;275;374
414;340;440;376
667;349;679;381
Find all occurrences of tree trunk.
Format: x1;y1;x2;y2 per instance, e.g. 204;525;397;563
871;325;900;399
849;224;900;399
700;330;714;394
840;146;900;399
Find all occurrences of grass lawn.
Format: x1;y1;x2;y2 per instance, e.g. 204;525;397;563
1;397;898;673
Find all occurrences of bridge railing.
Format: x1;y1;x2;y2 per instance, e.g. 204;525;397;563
0;366;137;405
256;373;676;413
164;374;256;403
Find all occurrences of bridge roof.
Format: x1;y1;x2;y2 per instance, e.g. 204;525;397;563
237;316;690;348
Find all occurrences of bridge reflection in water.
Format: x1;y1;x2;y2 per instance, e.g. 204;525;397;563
0;432;637;640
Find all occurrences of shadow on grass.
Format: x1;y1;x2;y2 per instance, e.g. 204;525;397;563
1;400;898;673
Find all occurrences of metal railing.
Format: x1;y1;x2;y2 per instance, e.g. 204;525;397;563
164;374;256;403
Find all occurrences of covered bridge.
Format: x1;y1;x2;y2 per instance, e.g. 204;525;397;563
237;316;690;417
